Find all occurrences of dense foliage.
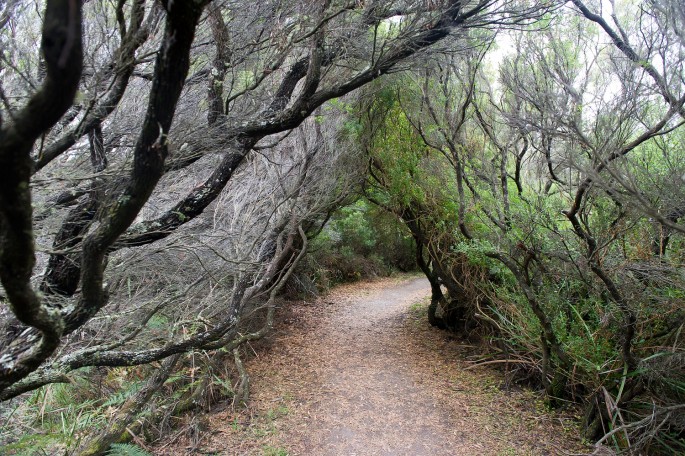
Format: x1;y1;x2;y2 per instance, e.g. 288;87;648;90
297;200;415;291
357;5;685;453
0;0;683;454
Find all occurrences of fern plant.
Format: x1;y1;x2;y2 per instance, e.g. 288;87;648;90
106;443;153;456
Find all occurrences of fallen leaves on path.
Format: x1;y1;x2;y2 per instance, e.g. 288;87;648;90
159;276;587;455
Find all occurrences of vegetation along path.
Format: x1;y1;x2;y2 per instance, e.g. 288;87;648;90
162;276;586;455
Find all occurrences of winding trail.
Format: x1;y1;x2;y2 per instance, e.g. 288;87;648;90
294;278;454;455
163;276;584;455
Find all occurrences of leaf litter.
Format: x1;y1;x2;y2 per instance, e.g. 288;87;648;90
158;275;588;455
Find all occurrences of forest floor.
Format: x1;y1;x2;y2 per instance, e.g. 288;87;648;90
158;275;589;455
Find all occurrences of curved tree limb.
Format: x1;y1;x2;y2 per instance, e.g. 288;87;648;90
64;1;208;334
33;0;157;173
0;0;83;390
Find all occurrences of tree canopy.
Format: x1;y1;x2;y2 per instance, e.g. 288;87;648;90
0;0;684;454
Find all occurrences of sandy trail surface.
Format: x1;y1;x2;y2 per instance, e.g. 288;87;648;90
160;276;585;455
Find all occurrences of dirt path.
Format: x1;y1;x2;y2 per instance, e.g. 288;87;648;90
289;277;456;455
161;276;586;455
